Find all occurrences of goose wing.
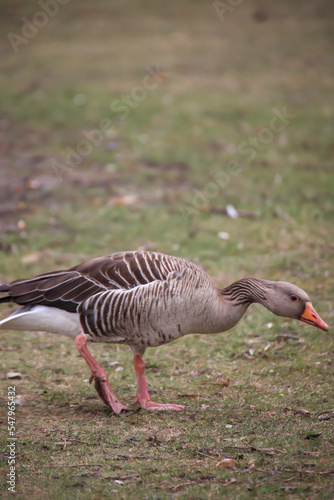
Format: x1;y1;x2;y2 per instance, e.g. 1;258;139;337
0;251;192;313
78;267;196;345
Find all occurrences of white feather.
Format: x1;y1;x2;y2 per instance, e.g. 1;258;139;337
0;305;81;338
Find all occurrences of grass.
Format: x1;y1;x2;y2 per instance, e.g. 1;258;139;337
0;0;333;498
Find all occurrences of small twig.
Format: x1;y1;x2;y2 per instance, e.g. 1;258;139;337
170;481;196;492
247;437;257;445
222;445;284;456
103;474;140;481
55;438;91;449
283;468;334;476
223;477;237;487
115;454;154;460
241;464;256;474
72;471;100;477
195;450;215;458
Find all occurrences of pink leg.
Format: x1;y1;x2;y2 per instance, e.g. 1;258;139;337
75;334;130;414
133;355;184;411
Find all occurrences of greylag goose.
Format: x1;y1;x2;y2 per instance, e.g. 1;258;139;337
0;251;329;414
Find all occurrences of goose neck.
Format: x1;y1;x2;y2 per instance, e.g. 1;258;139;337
220;278;271;308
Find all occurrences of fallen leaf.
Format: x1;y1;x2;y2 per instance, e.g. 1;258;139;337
305;432;322;440
203;378;230;387
216;458;236;468
108;195;138;206
295;409;311;417
318;410;334;421
245;338;263;345
7;371;22;379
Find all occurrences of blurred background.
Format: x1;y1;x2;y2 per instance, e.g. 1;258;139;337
0;0;333;292
1;3;334;496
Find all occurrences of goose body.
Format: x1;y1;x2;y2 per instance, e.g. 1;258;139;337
0;251;329;414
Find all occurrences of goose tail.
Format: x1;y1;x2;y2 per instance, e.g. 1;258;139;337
0;284;11;304
0;307;34;330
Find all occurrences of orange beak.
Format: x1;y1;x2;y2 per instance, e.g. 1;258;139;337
300;302;329;331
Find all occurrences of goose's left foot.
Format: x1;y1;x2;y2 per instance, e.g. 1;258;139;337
134;397;185;411
133;354;185;411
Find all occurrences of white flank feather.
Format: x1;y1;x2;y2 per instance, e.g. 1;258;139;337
0;305;81;338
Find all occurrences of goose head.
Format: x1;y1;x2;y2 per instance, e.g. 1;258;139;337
263;281;329;331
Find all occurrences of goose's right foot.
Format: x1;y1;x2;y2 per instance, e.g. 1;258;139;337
75;333;129;414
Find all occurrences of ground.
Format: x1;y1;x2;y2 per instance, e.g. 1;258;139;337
0;0;333;498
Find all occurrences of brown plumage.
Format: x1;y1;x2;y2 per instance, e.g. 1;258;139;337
0;251;329;414
1;252;189;312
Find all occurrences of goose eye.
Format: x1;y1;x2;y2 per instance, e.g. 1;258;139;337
290;295;298;302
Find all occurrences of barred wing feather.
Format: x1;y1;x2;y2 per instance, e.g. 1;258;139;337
2;252;194;314
79;268;196;346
